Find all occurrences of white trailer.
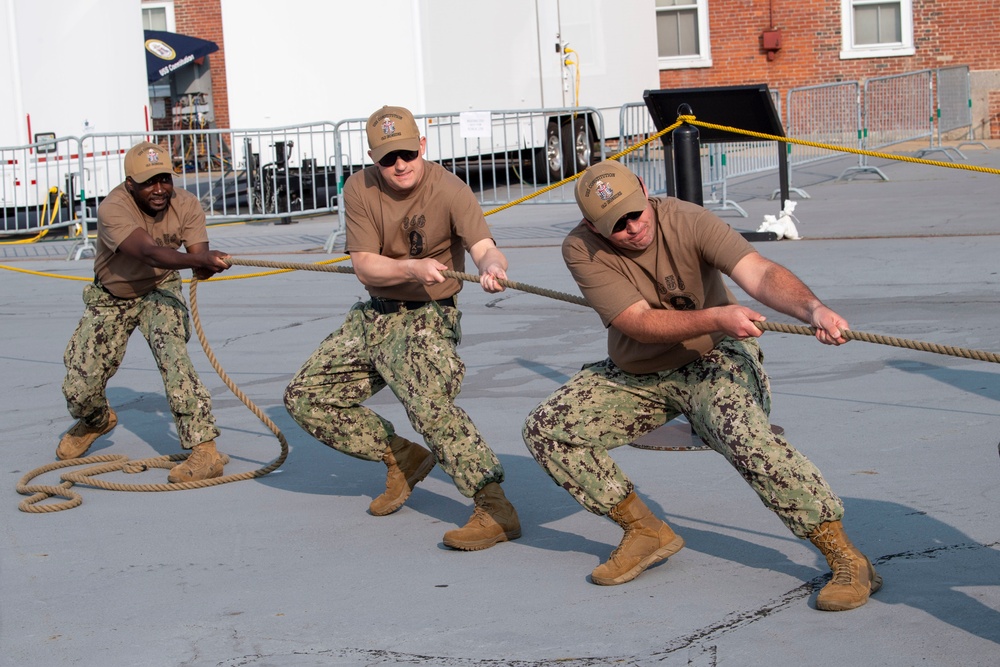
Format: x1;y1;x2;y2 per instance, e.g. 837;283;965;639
1;0;149;222
218;0;658;180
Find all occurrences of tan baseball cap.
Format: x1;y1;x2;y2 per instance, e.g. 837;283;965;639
366;106;421;163
574;160;648;237
124;141;173;183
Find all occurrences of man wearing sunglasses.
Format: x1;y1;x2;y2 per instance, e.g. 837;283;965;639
522;159;880;611
285;106;520;550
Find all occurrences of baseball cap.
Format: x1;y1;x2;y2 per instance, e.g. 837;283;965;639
574;160;648;237
124;142;173;183
366;106;421;163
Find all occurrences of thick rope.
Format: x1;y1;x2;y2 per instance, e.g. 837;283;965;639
227;257;1000;364
16;278;289;513
754;321;1000;364
224;257;591;307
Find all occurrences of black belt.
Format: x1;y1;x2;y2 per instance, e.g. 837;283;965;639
369;296;455;315
93;276;131;300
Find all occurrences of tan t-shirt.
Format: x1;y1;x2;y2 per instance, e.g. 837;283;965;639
343;161;493;302
562;196;755;374
94;184;209;299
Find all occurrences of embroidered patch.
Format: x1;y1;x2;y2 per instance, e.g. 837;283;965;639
596;180;613;201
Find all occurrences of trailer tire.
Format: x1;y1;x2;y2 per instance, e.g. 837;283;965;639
530;120;564;184
562;117;593;175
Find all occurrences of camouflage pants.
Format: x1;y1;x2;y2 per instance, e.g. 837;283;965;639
62;274;219;449
522;337;843;538
283;300;504;498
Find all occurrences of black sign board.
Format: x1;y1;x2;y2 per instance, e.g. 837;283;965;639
643;84;784;143
641;84;790;218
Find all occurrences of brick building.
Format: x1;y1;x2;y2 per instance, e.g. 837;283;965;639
145;0;1000;138
654;0;1000;139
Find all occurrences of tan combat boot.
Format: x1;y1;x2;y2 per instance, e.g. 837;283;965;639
808;520;883;611
442;482;521;550
369;435;436;516
591;491;685;586
167;440;225;483
56;409;118;460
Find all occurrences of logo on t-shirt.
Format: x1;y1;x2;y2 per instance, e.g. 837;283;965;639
667;294;697;310
663;274;686;291
403;214;426;256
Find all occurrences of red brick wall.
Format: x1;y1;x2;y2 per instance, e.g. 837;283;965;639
174;0;229;130
658;0;1000;135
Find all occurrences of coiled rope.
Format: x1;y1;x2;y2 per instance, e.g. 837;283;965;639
16;277;288;513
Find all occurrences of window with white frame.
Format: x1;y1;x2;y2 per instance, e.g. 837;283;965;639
656;0;711;69
841;0;914;59
142;1;175;32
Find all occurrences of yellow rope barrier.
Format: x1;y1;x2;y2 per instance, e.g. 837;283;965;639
679;115;1000;176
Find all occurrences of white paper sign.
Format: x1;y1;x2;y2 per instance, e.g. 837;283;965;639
460;111;492;138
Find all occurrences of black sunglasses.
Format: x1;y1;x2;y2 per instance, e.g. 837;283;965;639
611;209;643;234
377;149;420;168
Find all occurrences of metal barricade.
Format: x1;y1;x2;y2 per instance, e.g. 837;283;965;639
617;101;670;196
930;65;988;159
1;136;88;237
784;81;863;190
149;122;341;223
325;107;605;252
846;70;934;180
712;90;782;210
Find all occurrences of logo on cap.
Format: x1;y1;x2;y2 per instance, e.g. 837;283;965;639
381;118;395;137
146;148;161;164
596;180;614;201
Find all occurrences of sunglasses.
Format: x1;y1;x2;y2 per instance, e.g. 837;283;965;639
377;149;420;168
611;209;643;234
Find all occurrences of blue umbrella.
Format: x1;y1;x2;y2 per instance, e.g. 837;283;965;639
144;29;219;83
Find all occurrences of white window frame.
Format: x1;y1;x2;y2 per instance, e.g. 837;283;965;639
142;0;176;33
840;0;914;59
657;0;712;70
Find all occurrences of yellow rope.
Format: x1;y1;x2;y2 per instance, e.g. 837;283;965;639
678;115;1000;176
0;255;351;283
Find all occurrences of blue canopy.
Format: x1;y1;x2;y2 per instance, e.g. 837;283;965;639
144;30;219;83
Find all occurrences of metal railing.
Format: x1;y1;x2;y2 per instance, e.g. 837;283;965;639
783;81;863;192
929;65;989;159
